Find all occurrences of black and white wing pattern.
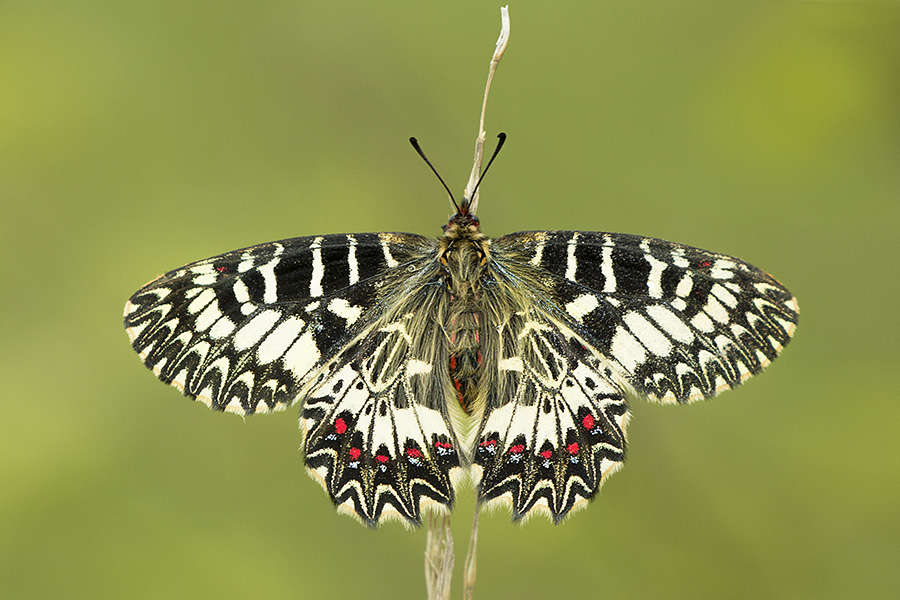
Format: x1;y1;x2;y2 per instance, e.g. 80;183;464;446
298;268;468;526
124;232;463;525
125;222;797;527
472;231;798;522
473;305;630;522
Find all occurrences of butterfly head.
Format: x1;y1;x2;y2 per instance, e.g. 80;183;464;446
444;200;481;237
409;133;505;239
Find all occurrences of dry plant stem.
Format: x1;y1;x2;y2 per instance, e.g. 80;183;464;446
424;7;510;599
424;513;437;599
463;5;510;214
462;507;480;600
425;513;454;600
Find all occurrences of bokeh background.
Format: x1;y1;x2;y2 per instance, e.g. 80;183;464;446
3;1;899;598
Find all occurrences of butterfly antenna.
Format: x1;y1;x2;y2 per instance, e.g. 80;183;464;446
410;137;460;214
470;132;506;199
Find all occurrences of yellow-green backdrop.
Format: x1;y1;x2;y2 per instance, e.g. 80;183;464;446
3;1;898;598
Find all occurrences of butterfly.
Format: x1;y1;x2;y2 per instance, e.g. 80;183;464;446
123;134;798;527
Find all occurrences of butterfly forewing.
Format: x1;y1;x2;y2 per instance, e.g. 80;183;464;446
124;232;433;415
495;231;799;403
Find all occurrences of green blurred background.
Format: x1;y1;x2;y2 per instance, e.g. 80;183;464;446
2;1;899;598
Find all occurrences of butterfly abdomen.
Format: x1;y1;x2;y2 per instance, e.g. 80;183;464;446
440;230;490;415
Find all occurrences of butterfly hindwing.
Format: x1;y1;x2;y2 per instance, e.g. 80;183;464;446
301;312;462;526
473;309;629;522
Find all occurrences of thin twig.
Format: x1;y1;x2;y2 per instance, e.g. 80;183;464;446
425;513;454;600
462;507;480;600
463;5;510;215
422;7;511;599
425;513;437;599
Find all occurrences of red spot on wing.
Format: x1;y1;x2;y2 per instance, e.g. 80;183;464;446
539;450;553;459
509;444;525;454
567;442;579;455
582;414;596;430
406;448;423;459
375;454;389;463
334;418;347;435
348;447;361;460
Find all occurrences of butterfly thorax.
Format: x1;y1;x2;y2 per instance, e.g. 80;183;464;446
440;215;489;414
